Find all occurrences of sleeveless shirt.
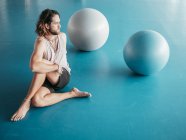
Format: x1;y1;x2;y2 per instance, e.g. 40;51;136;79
43;34;71;73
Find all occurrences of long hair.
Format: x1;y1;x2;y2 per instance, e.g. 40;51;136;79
35;9;60;36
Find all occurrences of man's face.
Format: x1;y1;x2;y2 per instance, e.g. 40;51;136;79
48;14;61;35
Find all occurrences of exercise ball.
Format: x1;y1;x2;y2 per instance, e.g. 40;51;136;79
67;8;109;51
124;30;170;75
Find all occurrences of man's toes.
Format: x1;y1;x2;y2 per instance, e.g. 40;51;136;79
71;88;92;98
14;116;19;121
11;114;17;121
15;118;20;121
20;114;25;120
13;118;17;121
87;92;92;97
18;117;23;121
85;92;92;97
82;91;91;95
83;92;88;96
20;116;24;120
79;91;91;97
16;116;22;121
15;115;22;121
10;117;14;121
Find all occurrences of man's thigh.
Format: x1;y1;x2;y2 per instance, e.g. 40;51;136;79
46;71;60;85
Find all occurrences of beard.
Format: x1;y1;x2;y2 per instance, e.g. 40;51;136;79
49;28;60;35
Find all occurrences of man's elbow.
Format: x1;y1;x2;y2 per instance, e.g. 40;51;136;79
30;62;37;72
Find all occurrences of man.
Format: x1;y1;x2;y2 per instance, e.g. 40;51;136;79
11;9;91;122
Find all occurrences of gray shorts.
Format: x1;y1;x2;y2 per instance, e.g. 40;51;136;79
42;68;70;93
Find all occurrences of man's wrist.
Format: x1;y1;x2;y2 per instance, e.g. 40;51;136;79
58;66;62;74
55;63;59;70
54;63;62;74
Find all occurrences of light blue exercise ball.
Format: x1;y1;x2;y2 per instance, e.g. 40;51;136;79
124;30;170;75
67;8;109;51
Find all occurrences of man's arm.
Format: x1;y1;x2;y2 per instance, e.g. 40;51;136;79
30;38;59;73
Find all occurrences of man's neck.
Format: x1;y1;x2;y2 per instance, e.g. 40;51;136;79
45;34;57;41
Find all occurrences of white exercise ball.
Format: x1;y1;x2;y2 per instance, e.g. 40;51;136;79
67;8;109;51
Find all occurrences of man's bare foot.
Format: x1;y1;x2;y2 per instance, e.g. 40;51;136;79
71;87;92;98
11;99;31;122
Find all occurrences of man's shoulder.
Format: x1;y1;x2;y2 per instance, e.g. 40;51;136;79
34;36;46;50
36;36;45;43
59;32;67;40
35;36;46;45
59;32;66;35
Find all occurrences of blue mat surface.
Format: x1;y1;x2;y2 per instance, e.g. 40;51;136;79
0;0;186;140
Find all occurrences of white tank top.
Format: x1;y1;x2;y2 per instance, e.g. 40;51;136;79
43;34;71;73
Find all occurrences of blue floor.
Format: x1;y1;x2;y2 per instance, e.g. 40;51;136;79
0;0;186;140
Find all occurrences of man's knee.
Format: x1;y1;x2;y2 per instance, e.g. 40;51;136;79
31;95;45;107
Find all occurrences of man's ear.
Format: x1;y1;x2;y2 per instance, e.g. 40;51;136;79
45;23;50;30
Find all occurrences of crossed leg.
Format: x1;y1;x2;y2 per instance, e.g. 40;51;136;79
11;71;91;122
31;87;91;107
